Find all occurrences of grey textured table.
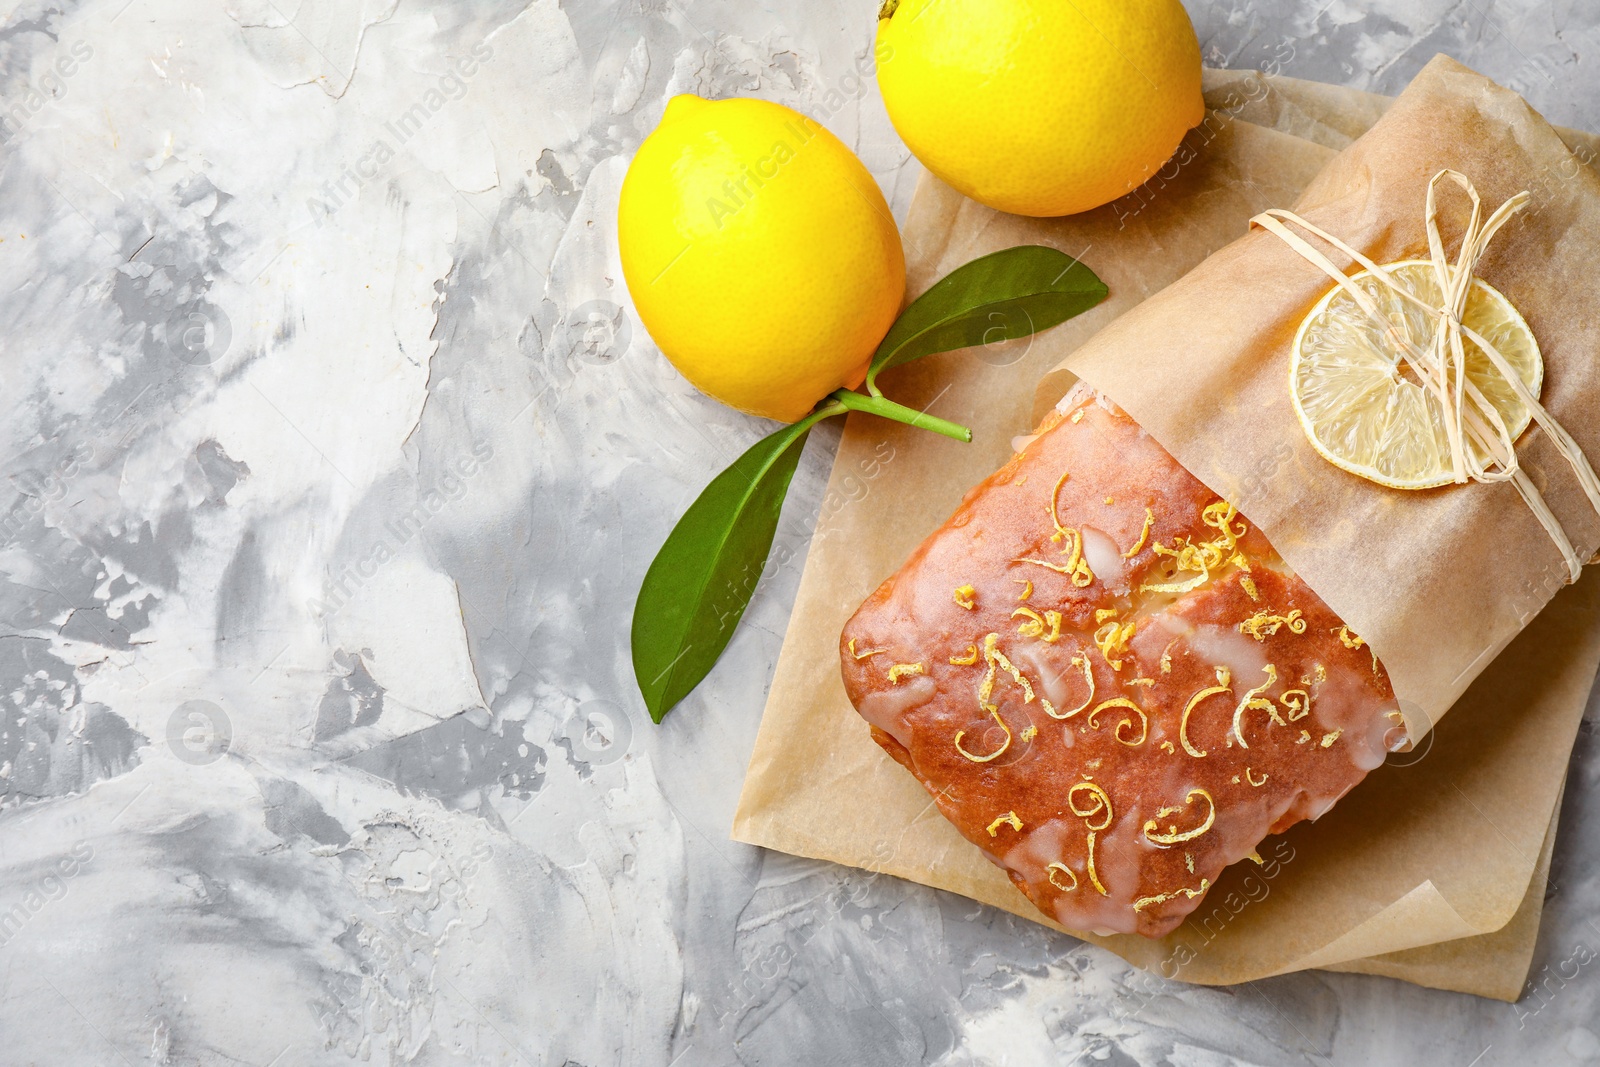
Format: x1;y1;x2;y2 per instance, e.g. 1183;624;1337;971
0;1;1597;1064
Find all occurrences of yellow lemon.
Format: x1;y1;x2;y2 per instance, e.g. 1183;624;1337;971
618;95;906;423
1290;260;1543;490
876;0;1203;218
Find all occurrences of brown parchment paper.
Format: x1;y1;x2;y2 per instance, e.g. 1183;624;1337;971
733;59;1600;999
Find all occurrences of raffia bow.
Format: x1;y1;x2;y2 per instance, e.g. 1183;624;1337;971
1251;170;1600;581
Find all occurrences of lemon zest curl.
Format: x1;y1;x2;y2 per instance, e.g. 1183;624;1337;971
980;632;1059;718
1133;878;1211;913
887;662;925;684
1012;606;1061;643
1093;620;1137;670
1067;781;1114;831
1047;862;1078;892
1279;689;1311;721
954;709;1011;763
1085;830;1109;895
1013;553;1094;587
1238;609;1306;641
1087;697;1148;747
986;811;1023;837
1042;653;1095;720
1232;664;1286;749
1122;507;1156;559
1180;667;1232;758
1143;788;1216;846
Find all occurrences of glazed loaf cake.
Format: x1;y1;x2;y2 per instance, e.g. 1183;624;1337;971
839;383;1402;938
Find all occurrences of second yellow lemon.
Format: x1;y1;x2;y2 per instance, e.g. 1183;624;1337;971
876;0;1204;218
618;96;905;423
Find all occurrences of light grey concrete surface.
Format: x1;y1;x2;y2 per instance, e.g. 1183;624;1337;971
0;0;1597;1064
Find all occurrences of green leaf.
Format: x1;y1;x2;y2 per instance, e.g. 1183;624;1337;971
866;245;1108;392
632;405;841;722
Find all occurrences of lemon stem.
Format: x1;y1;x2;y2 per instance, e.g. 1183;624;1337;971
827;389;972;442
780;398;851;442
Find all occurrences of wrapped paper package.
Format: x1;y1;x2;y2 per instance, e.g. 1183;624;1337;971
733;56;1600;1000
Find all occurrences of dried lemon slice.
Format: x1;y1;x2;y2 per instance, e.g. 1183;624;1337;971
1289;259;1542;490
